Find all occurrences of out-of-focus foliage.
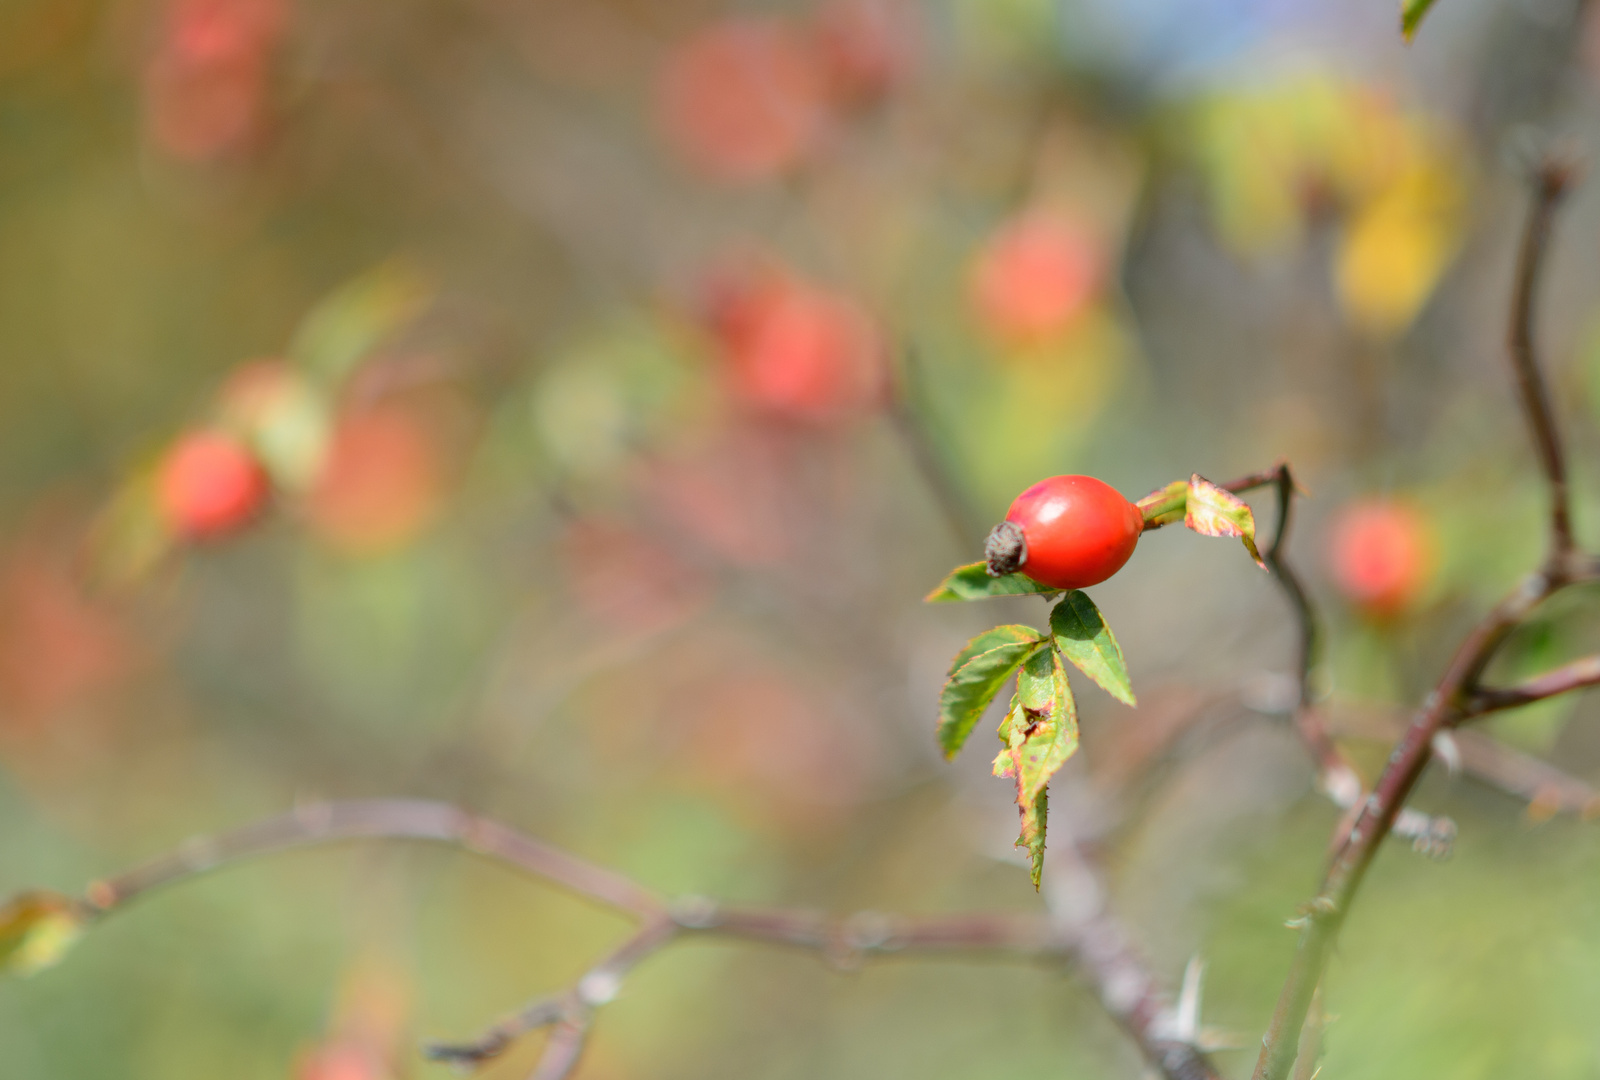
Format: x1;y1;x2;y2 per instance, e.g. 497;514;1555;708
3;0;1600;1077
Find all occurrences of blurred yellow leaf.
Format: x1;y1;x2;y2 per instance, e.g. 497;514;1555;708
0;891;86;977
1335;156;1465;336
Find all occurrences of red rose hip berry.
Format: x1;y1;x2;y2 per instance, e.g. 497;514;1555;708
157;429;268;540
986;475;1142;590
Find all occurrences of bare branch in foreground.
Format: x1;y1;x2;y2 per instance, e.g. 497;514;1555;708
82;798;665;920
1466;653;1600;715
1508;155;1580;562
1250;158;1590;1080
47;798;1217;1080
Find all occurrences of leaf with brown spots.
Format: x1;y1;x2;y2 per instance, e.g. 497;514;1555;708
1185;474;1266;569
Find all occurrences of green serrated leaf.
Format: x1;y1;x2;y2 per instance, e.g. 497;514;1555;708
1012;649;1079;806
938;630;1046;759
1185;474;1266;569
0;892;86;977
925;562;1059;602
1019;787;1048;890
1050;592;1136;706
1401;0;1438;41
948;625;1044;679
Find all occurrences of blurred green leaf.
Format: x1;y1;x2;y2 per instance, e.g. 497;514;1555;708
938;627;1045;758
925;562;1058;602
1185;474;1266;569
288;260;433;385
1050;592;1135;706
1401;0;1439;41
0;892;86;977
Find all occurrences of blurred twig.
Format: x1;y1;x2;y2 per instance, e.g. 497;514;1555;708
1251;155;1599;1080
62;798;1219;1080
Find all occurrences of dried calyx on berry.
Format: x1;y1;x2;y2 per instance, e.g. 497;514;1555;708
984;520;1027;577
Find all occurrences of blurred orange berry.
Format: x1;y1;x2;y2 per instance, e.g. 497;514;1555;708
145;0;286;161
707;264;885;421
1329;500;1435;617
813;0;917;106
295;1040;387;1080
0;525;134;728
971;211;1102;344
166;0;284;63
157;430;268;541
657;17;829;183
308;407;443;555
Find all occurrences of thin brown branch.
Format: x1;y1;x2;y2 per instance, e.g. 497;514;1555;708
426;917;677;1069
1043;832;1226;1080
528;1020;589;1080
1321;702;1600;819
59;798;1215;1080
1466;653;1600;715
82;799;665;920
1449;728;1600;817
1509;157;1580;562
1252;160;1587;1080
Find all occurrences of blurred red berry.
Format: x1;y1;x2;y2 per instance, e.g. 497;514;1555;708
157;430;268;540
657;17;829;183
145;0;286;161
972;211;1102;343
0;516;135;729
166;0;284;63
296;1041;386;1080
814;0;917;106
308;407;443;554
706;264;885;421
1330;500;1434;617
996;474;1142;590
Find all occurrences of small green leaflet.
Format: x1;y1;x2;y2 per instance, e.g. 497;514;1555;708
1010;647;1079;806
991;649;1079;891
1401;0;1438;41
937;626;1045;758
1050;591;1136;706
1185;474;1266;569
1020;787;1048;889
925;563;1059;602
0;892;87;977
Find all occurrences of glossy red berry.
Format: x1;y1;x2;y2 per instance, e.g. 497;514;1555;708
157;429;268;540
991;475;1142;590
